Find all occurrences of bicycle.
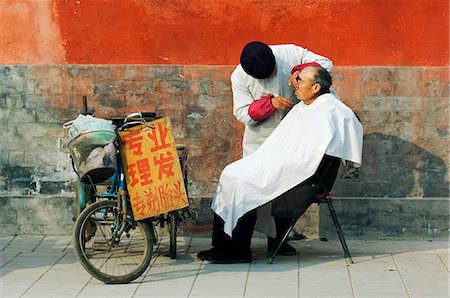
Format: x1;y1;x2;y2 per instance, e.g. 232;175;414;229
64;111;194;284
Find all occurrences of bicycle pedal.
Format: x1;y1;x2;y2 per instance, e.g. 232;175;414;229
92;239;109;250
93;240;111;251
93;245;110;251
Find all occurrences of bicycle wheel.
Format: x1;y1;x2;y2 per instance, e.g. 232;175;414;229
73;200;153;284
168;211;178;259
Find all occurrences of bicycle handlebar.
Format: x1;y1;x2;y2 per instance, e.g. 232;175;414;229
124;112;157;122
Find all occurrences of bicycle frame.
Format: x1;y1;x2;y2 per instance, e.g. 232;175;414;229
75;143;192;240
76;153;133;238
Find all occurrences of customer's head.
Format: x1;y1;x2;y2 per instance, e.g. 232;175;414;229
294;63;332;105
240;41;276;79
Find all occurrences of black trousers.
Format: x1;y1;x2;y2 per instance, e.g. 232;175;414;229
210;210;309;252
210;184;315;251
210;155;341;250
211;210;256;252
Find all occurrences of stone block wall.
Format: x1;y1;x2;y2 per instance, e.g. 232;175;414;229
332;67;449;198
0;64;448;238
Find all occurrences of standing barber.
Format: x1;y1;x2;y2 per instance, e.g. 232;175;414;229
231;41;335;255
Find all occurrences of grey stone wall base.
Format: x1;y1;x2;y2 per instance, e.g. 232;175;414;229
318;197;449;240
0;195;77;236
0;195;448;240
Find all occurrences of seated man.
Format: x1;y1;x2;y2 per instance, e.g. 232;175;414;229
198;63;363;263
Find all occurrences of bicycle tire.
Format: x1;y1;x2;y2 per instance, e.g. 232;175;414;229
168;211;178;259
73;200;153;284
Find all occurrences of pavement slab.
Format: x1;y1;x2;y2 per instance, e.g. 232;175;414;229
0;236;448;298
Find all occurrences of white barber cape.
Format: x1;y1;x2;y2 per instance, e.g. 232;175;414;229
211;93;363;237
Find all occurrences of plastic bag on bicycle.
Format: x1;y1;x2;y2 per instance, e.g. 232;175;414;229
64;114;117;184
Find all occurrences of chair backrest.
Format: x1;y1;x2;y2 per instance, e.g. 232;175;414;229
307;155;341;193
270;155;341;218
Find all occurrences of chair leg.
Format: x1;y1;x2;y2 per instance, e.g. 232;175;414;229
267;218;296;264
326;199;353;264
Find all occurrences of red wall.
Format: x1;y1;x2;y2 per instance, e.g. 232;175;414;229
1;0;448;66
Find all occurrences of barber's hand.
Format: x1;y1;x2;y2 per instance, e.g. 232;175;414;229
288;71;300;89
271;96;294;110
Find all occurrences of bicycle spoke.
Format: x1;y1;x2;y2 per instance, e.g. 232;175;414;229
73;200;153;283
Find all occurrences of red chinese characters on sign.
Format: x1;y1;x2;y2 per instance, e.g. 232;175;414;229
118;117;189;219
132;193;146;218
154;151;175;179
147;122;171;152
120;130;143;155
136;158;153;186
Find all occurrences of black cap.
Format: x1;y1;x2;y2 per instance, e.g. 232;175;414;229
240;41;276;79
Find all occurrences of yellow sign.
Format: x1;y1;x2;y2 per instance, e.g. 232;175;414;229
118;117;188;220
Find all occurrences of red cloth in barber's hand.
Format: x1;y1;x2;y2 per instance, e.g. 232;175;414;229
248;95;276;121
290;62;321;74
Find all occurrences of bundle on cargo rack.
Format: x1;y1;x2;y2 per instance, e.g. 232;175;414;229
63;114;117;184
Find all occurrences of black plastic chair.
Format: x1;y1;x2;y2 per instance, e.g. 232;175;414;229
267;155;353;265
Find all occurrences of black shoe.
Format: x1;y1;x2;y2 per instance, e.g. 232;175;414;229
277;242;297;256
267;239;297;256
207;248;252;264
197;247;216;261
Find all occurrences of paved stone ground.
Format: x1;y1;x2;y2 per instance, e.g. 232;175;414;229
0;235;448;298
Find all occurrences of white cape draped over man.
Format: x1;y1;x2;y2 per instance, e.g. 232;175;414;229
211;92;363;237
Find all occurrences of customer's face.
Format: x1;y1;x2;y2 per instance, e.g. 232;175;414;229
294;67;318;105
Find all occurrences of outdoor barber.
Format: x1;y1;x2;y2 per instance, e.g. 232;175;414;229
198;63;363;264
230;41;337;255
